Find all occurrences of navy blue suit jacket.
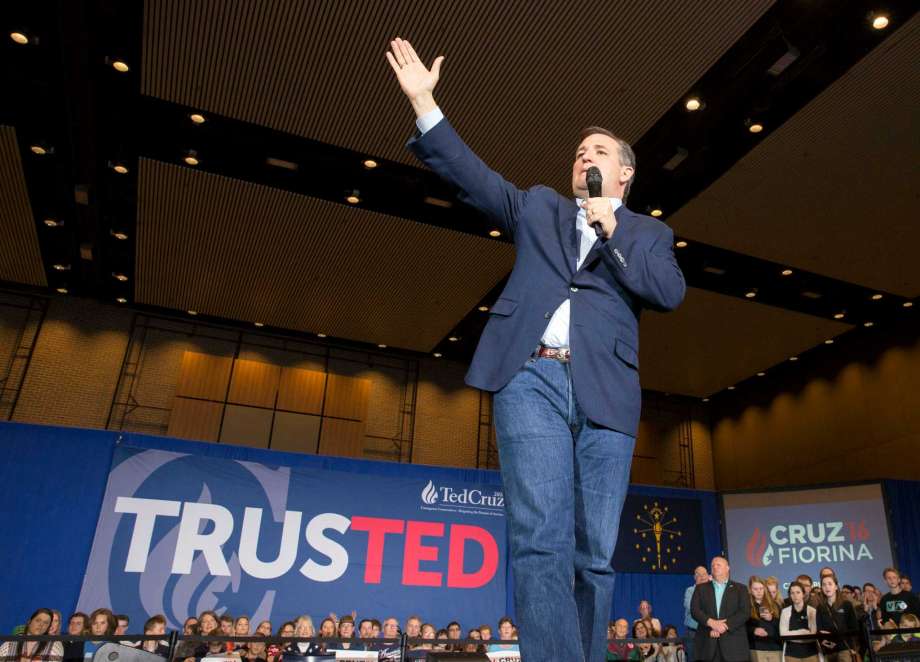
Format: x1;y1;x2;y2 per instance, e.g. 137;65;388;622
408;119;686;436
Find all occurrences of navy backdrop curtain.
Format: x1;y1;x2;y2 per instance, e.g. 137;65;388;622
883;480;920;582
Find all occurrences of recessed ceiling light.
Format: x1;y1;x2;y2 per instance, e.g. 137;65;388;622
789;356;798;361
184;153;199;166
904;302;914;308
488;229;501;237
650;208;663;217
702;398;709;402
377;343;387;348
111;230;128;240
864;321;874;327
675;240;688;248
745;291;757;298
833;312;845;319
424;196;453;208
187;310;198;316
433;352;442;358
266;157;299;171
345;193;360;204
254;322;264;327
113;163;129;174
685;97;702;111
44;218;60;227
30;145;48;155
52;263;69;271
703;266;726;275
363;159;378;169
113;272;128;281
448;336;459;342
801;291;822;299
756;372;765;377
190;113;206;124
10;32;29;45
317;333;327;338
727;386;735;391
478;305;489;312
871;293;883;300
824;339;834;345
112;60;129;73
116;297;127;304
748;123;764;134
781;269;793;276
55;287;68;294
871;14;889;30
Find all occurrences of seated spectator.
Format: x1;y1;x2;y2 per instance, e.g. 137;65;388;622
479;624;492;643
0;609;63;662
748;575;782;662
50;611;62;636
780;582;819;662
115;616;130;637
190;610;221;661
336;615;355;650
634;601;662;637
486;617;519;653
607;619;639;662
899;614;920;643
881;567;920;625
633;619;658;661
140;615;170;658
171;616;198;662
289;615;322;656
816;574;857;662
243;638;267;662
234;616;250;653
464;629;484;654
83;608;117;662
418;623;436;651
63;613;88;662
266;621;294;662
656;625;685;662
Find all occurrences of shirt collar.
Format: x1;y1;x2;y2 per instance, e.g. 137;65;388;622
713;578;729;586
575;196;623;212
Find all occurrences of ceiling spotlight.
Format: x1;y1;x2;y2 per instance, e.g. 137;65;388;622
727;386;736;391
685;97;701;111
745;291;757;298
675;240;688;248
748;122;764;134
189;113;206;124
789;356;799;362
448;336;459;342
345;191;361;204
10;32;29;45
871;14;889;30
317;333;327;338
112;272;128;281
43;218;61;227
52;263;69;271
424;196;453;208
110;230;128;240
650;208;664;217
183;150;199;166
871;293;883;300
112;60;129;73
833;312;845;319
702;398;709;402
30;145;48;155
433;352;442;358
904;302;914;308
116;297;127;304
363;159;378;169
113;163;129;174
756;372;765;377
864;321;874;327
477;305;489;312
488;229;501;237
824;339;834;345
55;287;68;294
781;269;793;276
254;322;264;327
187;310;198;316
377;343;387;348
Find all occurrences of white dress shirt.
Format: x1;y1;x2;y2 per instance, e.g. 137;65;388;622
416;107;622;348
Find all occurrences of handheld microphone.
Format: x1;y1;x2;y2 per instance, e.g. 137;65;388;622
585;166;604;237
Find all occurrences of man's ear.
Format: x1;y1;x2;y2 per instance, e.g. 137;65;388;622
619;166;635;185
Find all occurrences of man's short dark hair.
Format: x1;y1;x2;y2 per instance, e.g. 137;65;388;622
220;614;234;623
143;615;165;633
116;614;129;624
359;619;373;629
578;127;637;201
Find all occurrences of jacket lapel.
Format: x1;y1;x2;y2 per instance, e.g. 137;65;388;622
576;205;629;276
557;196;579;276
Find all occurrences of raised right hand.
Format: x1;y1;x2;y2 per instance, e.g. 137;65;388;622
386;37;444;115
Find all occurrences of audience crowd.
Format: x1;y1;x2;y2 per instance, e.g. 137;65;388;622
1;565;916;662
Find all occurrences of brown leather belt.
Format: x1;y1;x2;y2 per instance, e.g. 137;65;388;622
534;345;571;362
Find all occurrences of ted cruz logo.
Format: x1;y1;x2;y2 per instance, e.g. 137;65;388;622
421;480;439;505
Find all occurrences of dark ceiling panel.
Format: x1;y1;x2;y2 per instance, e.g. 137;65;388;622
135;159;515;351
670;14;920;298
141;0;775;193
0;126;46;287
639;287;852;397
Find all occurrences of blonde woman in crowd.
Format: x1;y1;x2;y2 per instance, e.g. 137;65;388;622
748;576;782;662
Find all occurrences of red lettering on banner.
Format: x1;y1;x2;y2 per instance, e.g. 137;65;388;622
350;516;405;584
447;524;499;588
402;521;444;586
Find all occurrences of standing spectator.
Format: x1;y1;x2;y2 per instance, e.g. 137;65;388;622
851;586;862;604
764;577;781;606
486;617;520;653
816;574;857;662
140;615;170;658
190;611;221;661
465;629;484;654
657;625;686;662
635;601;663;637
171;616;199;662
234;616;251;652
880;568;920;625
50;611;62;636
0;609;63;662
378;617;401;659
255;621;271;638
685;567;710;635
607;619;639;662
479;624;492;643
418;624;436;650
900;575;913;595
780;582;819;662
83;609;116;662
690;556;751;662
114;616;129;636
291;615;322;656
859;583;883;627
747;576;781;662
62;613;88;662
404;616;422;646
265;621;294;662
336;615;355;650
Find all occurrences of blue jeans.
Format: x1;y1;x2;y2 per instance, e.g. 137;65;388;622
493;357;635;662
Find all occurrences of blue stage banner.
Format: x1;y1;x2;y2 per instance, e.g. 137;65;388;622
76;446;507;629
613;494;706;573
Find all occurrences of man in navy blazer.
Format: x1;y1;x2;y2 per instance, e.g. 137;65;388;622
387;38;685;662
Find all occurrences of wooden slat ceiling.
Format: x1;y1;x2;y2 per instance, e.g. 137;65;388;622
639;287;853;397
135;158;515;351
670;13;920;298
141;0;775;192
0;126;45;287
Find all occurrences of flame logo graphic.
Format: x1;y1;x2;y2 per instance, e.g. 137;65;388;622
746;528;769;567
421;480;438;505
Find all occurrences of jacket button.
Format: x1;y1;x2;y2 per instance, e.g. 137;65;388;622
570;286;578;292
544;312;552;319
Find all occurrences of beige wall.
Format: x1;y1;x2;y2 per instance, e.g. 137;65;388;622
0;293;714;485
712;324;920;490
